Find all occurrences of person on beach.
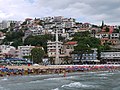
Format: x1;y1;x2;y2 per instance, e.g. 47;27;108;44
63;71;66;77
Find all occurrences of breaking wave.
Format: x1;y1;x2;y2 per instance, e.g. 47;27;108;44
61;82;96;88
51;88;59;90
1;78;8;81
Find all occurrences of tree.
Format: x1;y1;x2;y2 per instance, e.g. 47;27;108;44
3;30;24;48
0;28;8;33
24;34;53;53
31;48;45;64
105;27;109;32
74;42;91;64
71;31;103;64
64;56;72;64
11;38;23;49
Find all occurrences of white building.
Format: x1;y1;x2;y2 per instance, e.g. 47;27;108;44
18;45;35;58
29;25;44;36
110;33;120;39
62;18;76;28
47;40;63;57
101;51;120;64
0;45;18;58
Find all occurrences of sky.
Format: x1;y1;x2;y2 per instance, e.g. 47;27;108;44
0;0;120;25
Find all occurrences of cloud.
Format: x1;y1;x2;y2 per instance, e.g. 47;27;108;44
0;0;120;25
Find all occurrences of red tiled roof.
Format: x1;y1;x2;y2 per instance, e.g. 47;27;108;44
101;38;109;40
65;41;77;45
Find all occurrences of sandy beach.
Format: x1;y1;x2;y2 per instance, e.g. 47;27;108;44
6;65;66;70
0;64;118;77
5;64;120;69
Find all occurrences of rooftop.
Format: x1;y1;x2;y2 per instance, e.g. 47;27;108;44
65;41;77;45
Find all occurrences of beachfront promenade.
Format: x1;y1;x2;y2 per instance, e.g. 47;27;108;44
0;65;120;77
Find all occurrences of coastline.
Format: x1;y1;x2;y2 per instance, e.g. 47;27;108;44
0;64;119;77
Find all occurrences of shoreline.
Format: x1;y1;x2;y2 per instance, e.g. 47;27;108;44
0;64;120;77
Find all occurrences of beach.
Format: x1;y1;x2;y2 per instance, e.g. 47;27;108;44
0;64;119;77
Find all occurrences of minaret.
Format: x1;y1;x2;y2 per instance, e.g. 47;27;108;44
55;27;59;65
101;20;104;29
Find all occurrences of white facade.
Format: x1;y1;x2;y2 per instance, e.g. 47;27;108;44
0;45;16;54
95;33;109;39
18;46;35;58
0;45;18;58
110;33;120;39
101;51;120;64
29;25;44;36
0;20;19;29
95;33;120;39
47;41;63;57
101;51;120;59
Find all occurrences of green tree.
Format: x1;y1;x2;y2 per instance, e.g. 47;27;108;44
24;34;53;53
11;38;23;49
71;31;108;63
73;42;91;64
0;28;8;33
105;27;109;32
31;48;45;64
3;31;24;48
64;56;72;64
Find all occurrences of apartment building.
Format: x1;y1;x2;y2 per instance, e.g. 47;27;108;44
47;40;63;57
18;45;35;58
101;51;120;64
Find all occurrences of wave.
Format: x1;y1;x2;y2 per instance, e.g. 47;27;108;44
1;78;8;81
97;73;110;76
51;88;59;90
98;77;108;79
27;80;42;84
61;82;97;88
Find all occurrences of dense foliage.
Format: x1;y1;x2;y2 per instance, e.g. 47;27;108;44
24;34;53;53
3;30;24;48
71;31;111;61
31;48;45;64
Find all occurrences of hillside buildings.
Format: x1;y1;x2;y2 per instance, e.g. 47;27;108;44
0;16;120;65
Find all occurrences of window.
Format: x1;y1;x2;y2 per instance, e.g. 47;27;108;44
93;57;96;60
75;57;77;60
89;54;92;56
90;57;92;60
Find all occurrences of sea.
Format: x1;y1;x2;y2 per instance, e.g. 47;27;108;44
0;71;120;90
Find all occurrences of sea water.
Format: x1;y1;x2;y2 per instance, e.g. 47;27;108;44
0;71;119;90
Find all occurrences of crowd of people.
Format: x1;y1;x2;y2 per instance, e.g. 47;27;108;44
0;65;119;77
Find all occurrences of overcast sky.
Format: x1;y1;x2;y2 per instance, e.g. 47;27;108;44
0;0;120;25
